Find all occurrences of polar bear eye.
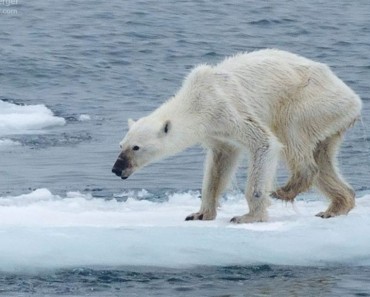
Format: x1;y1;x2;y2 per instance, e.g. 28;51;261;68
132;145;140;151
163;120;171;134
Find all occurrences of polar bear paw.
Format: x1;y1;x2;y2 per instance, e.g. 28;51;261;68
315;208;350;219
230;212;267;224
315;203;354;218
270;188;296;202
315;211;336;218
185;211;216;221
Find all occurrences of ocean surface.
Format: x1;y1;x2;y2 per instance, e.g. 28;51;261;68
1;0;370;296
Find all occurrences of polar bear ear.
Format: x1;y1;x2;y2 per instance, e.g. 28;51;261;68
128;118;135;129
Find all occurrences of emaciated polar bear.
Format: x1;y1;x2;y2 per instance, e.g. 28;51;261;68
112;49;362;223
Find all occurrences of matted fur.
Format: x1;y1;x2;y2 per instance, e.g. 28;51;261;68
115;49;362;223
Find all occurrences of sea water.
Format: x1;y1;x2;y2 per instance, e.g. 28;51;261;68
1;0;370;296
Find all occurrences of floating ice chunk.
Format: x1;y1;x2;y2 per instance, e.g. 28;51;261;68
0;100;65;136
78;114;91;121
0;138;21;148
0;189;369;272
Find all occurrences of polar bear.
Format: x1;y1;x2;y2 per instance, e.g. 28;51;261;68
112;49;362;223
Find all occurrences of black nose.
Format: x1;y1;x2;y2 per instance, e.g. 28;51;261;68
112;156;129;177
112;167;122;177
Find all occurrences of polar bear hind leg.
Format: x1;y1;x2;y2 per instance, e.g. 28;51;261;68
272;64;361;205
271;142;319;202
314;132;355;218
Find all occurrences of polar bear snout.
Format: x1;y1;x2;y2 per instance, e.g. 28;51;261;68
111;159;124;177
112;154;133;179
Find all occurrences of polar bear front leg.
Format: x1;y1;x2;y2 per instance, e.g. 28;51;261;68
185;143;240;221
230;128;281;223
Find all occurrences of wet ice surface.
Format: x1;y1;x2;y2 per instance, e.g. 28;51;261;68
0;189;370;296
0;189;370;271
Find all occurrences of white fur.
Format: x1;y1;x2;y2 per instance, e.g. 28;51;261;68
118;49;362;223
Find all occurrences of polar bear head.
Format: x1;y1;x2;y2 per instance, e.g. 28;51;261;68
112;117;172;179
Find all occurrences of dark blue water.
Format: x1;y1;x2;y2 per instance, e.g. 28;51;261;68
1;0;370;296
1;266;370;297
